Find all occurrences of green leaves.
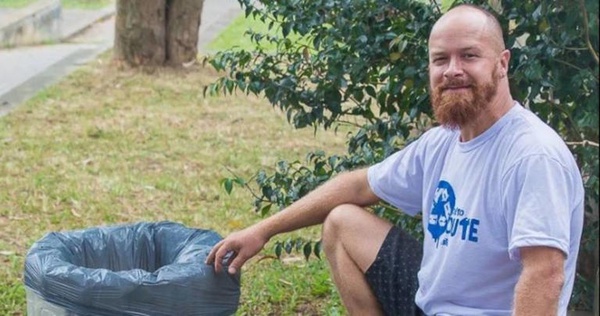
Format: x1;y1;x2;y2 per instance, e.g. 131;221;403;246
441;0;457;13
221;176;246;194
210;0;598;310
274;238;322;260
246;151;352;216
206;0;435;133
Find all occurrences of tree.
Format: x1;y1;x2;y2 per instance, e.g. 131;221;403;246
114;0;204;67
207;0;599;310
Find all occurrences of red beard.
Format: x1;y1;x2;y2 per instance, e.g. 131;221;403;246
430;74;499;130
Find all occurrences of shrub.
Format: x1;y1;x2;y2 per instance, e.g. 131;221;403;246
207;0;598;310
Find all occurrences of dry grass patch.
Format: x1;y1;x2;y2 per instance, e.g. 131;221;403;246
0;54;348;315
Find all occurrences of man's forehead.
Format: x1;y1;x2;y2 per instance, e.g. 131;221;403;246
428;9;493;52
428;44;483;55
431;13;488;39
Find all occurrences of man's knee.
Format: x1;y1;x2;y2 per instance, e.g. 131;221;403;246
322;204;363;249
323;204;366;235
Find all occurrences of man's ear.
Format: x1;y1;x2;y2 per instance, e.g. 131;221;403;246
499;49;511;77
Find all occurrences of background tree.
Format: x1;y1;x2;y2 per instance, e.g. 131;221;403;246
114;0;204;67
207;0;598;311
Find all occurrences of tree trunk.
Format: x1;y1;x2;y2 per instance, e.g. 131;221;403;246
166;0;204;66
114;0;167;67
114;0;204;68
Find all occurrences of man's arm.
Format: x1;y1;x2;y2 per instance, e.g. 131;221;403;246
513;246;565;316
206;168;381;274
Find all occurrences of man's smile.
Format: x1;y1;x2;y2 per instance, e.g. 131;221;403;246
443;85;471;92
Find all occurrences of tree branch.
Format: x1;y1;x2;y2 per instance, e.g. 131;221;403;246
429;0;441;15
546;36;589;52
578;0;599;65
223;166;263;200
566;140;600;148
553;59;600;83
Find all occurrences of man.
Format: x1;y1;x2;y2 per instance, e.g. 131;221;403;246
206;4;584;315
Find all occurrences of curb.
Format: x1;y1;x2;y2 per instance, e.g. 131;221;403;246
60;5;116;42
0;2;116;47
0;0;61;47
0;44;106;117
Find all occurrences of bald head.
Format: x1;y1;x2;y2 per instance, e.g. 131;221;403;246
427;4;514;133
430;5;505;53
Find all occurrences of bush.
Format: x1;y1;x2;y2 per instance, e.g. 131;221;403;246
207;0;598;310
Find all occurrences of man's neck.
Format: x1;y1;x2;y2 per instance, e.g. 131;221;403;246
459;94;514;142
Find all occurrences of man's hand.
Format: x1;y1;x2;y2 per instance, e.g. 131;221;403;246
205;226;268;275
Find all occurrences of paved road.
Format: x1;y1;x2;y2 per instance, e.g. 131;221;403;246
0;0;242;116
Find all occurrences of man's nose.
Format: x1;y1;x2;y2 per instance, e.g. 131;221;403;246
443;58;464;78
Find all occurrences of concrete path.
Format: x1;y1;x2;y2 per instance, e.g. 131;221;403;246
0;0;242;116
0;8;17;21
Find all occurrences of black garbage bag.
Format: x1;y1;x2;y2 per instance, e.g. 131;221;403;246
24;221;240;316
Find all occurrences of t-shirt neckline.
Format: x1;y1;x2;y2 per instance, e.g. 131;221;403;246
456;102;520;152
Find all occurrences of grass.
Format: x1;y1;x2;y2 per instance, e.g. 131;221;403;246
0;0;112;9
0;60;348;315
0;12;350;316
207;13;304;53
207;14;274;52
62;0;112;9
0;0;33;8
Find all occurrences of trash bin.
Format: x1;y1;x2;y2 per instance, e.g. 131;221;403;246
24;221;240;316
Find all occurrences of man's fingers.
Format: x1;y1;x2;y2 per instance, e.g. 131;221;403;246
213;243;234;273
204;231;262;275
205;240;224;265
206;241;233;273
227;253;248;275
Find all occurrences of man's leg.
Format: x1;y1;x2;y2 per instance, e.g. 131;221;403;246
321;204;393;315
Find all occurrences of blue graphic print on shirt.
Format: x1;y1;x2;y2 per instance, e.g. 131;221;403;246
428;180;481;247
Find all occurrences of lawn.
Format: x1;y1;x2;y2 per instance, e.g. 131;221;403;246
207;14;273;52
0;0;112;9
207;12;305;53
0;11;348;316
62;0;112;9
0;0;32;8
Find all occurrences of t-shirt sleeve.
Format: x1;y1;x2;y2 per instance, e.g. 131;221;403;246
367;139;425;216
503;155;579;261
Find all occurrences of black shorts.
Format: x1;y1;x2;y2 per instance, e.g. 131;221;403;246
365;226;425;316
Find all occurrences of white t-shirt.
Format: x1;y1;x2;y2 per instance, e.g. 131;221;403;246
368;103;584;316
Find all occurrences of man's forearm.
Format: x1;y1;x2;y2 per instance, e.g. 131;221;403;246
513;254;564;315
253;168;379;240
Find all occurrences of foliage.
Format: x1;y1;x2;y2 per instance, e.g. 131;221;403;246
207;0;599;310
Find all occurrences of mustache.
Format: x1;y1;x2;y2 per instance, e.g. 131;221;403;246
438;79;473;90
